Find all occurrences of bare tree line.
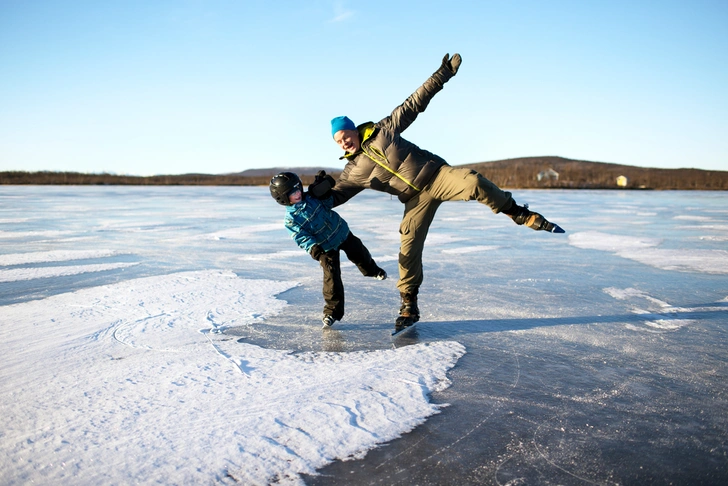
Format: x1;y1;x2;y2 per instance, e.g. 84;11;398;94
462;157;728;190
2;157;726;190
0;172;328;187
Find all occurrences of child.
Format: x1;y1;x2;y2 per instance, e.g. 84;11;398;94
269;171;387;328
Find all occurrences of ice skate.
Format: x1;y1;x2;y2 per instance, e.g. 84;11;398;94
393;291;420;335
322;315;337;329
506;202;565;233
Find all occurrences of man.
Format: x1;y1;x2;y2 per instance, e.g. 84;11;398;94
316;53;564;332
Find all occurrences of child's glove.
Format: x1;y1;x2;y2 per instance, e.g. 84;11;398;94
308;170;336;199
310;244;324;261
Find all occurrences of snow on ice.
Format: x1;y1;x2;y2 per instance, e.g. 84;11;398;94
568;230;728;274
0;269;464;485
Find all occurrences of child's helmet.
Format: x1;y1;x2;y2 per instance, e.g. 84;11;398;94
269;172;303;206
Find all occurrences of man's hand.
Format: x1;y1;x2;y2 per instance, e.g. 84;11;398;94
308;170;336;199
441;53;462;75
310;244;324;261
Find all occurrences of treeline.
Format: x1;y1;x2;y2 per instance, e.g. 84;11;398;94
0;171;329;187
461;156;728;190
2;157;726;190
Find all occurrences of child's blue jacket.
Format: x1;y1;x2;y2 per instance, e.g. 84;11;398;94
284;193;350;253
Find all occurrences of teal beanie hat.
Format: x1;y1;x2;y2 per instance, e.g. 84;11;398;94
331;116;356;138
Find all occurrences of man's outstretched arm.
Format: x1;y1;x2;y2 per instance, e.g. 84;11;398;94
383;53;462;135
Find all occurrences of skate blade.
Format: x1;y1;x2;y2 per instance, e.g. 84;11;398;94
392;324;416;336
392;316;419;336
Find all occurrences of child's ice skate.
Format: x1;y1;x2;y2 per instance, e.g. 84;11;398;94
322;315;337;329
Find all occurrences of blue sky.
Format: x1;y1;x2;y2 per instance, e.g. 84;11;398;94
1;0;726;175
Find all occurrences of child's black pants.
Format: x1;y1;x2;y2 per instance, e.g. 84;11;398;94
319;232;380;320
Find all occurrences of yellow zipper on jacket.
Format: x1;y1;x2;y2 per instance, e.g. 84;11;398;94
362;145;421;192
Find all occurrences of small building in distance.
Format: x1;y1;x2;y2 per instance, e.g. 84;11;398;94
616;175;629;187
537;168;559;182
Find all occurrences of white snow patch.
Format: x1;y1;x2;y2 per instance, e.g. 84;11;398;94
0;230;73;239
0;270;465;485
644;319;691;330
239;250;307;261
0;262;139;282
570;231;728;274
626;248;728;274
420;233;469;246
0;218;30;223
678;224;728;231
568;231;661;251
202;224;282;240
0;249;122;266
374;253;399;263
603;287;696;332
673;215;714;221
604;287;664;304
442;245;500;254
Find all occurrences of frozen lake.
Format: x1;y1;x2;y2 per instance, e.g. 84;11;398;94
1;185;727;485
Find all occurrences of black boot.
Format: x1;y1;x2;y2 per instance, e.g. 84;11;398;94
502;200;565;233
395;290;420;330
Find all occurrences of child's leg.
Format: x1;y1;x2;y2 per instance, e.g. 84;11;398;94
319;250;345;320
339;232;383;277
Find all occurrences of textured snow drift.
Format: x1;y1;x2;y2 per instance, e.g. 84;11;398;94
0;270;465;485
568;231;728;274
0;249;122;266
0;262;139;282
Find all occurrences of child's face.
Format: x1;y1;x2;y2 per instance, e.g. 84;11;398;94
288;189;302;204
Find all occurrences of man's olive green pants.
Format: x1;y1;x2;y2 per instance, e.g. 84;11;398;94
397;166;513;293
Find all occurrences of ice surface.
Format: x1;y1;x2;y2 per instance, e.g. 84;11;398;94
1;186;727;484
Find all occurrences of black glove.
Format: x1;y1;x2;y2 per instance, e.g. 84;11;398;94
310;244;324;261
308;170;336;199
441;53;462;75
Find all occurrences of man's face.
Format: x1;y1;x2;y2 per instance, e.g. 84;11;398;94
333;129;361;154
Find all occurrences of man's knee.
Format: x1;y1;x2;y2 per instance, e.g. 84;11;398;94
472;174;511;213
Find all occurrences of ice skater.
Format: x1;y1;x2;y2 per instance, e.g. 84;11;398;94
270;171;387;328
312;52;565;333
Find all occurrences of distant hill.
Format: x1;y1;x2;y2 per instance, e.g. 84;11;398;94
460;156;728;190
229;167;340;177
2;157;726;189
0;169;342;186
